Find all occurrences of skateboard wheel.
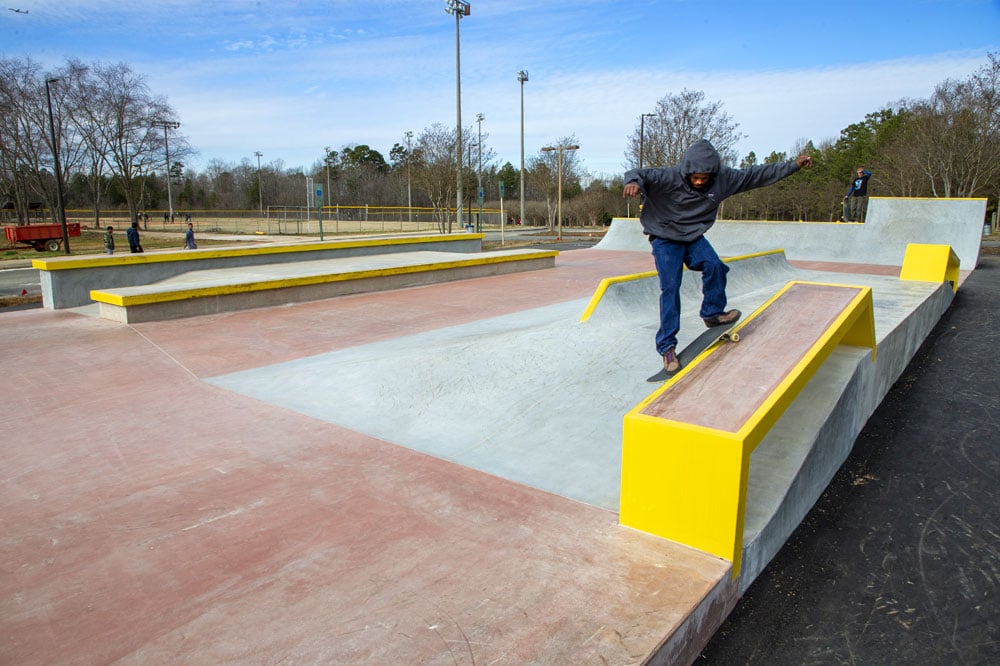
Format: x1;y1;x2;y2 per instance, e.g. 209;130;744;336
730;332;741;342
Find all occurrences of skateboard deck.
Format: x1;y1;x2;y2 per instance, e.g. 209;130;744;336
646;319;742;383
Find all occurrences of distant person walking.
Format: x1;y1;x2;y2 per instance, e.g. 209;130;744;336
184;222;197;249
127;221;143;253
103;226;115;255
845;167;872;222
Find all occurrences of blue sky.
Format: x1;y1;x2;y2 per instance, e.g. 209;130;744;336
4;0;998;177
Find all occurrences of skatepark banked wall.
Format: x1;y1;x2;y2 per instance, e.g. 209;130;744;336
575;244;961;663
596;197;987;270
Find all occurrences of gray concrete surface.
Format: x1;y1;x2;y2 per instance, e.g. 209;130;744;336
207;251;949;601
93;249;556;323
3;199;984;663
38;234;483;309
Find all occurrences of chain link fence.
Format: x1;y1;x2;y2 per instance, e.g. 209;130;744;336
65;206;520;235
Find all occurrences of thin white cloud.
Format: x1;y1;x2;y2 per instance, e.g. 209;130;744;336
165;51;992;175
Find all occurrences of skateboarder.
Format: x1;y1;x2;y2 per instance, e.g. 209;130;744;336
623;139;813;377
845;166;872;222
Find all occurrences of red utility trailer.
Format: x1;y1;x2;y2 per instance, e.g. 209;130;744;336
4;223;81;252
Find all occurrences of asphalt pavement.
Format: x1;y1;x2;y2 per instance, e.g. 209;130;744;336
697;254;1000;664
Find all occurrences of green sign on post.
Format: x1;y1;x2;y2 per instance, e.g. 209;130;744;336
314;184;324;240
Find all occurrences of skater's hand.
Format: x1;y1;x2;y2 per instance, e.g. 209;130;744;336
623;182;641;198
795;155;813;168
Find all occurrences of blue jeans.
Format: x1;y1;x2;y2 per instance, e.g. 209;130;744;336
650;236;729;354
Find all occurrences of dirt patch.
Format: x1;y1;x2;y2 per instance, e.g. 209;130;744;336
0;294;42;309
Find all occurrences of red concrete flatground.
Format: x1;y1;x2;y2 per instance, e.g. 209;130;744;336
1;250;736;665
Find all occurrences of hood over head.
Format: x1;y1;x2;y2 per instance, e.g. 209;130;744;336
680;139;721;176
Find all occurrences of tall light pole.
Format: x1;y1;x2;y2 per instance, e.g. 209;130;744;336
152;119;181;221
323;147;333;218
446;0;469;230
475;112;484;232
639;113;655;168
517;70;528;226
254;151;264;217
404;131;413;223
44;77;70;254
540;143;579;241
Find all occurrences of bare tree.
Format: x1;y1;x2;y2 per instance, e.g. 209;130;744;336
898;52;1000;199
85;62;182;222
626;89;744;169
528;135;583;230
0;57;44;224
411;123;460;233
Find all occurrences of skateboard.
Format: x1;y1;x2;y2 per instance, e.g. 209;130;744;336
646;318;743;383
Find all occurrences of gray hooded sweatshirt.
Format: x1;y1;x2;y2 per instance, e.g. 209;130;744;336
624;139;801;243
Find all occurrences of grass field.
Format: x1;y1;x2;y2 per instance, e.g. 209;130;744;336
1;228;248;262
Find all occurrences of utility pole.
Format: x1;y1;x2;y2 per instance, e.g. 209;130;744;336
639;113;655;168
45;78;70;254
476;112;484;232
404;131;413;224
540;143;579;241
255;151;264;217
152;119;181;222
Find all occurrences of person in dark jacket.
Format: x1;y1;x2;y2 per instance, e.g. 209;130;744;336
845;167;871;222
184;222;197;249
126;221;143;253
623;139;813;377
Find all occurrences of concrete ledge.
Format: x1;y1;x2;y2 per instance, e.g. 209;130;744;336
620;281;876;576
34;233;484;309
900;243;960;292
579;249;785;323
91;249;558;323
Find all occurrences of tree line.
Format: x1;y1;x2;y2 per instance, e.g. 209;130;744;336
2;53;997;231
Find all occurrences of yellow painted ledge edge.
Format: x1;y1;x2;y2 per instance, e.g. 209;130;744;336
33;233;484;271
627;280;876;442
90;250;557;307
579;248;786;323
619;280;876;575
899;243;961;293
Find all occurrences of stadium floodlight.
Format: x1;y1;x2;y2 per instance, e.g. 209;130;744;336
445;0;470;228
517;70;528;227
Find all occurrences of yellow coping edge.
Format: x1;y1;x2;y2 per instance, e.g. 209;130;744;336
32;233;484;271
619;280;876;577
90;250;558;307
899;243;960;293
578;248;786;323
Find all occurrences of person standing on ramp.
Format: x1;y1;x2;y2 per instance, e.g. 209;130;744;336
623;139;813;378
844;166;872;222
